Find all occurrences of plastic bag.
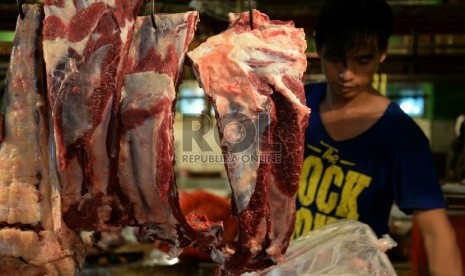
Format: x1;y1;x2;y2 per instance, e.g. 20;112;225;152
244;220;397;276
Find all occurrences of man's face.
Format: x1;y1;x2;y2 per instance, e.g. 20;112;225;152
319;41;386;99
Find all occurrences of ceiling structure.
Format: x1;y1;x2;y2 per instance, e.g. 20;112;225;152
0;0;465;80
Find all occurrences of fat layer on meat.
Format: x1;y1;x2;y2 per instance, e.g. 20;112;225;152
188;9;310;274
0;4;84;272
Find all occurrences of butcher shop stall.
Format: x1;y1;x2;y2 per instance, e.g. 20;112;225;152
0;0;465;275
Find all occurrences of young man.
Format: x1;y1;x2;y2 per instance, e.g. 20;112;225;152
295;0;462;274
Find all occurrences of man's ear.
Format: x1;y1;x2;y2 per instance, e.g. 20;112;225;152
380;51;387;63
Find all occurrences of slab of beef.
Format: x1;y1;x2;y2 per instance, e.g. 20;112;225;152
119;12;222;256
187;9;310;274
0;4;84;274
42;0;146;230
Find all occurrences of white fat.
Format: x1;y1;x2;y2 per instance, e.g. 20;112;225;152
187;33;224;61
268;75;311;116
226;33;309;114
42;39;69;75
0;228;71;265
44;4;77;25
120;19;131;41
214;98;228;116
187;44;215;61
74;0;112;10
43;36;90;70
9;181;40;225
123;72;175;106
105;0;116;8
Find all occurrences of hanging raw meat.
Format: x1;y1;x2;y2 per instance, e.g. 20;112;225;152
188;9;310;274
118;11;222;255
0;4;84;274
42;0;146;230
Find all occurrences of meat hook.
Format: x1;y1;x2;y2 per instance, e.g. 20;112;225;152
248;0;254;30
150;0;157;29
17;0;25;20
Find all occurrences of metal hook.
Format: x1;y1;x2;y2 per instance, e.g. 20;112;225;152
150;0;157;29
248;0;253;30
17;0;25;20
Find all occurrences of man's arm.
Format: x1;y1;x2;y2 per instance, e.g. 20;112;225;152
413;208;462;276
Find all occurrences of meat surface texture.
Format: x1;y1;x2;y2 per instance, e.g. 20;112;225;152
188;9;310;274
0;4;84;273
42;0;146;230
118;12;221;255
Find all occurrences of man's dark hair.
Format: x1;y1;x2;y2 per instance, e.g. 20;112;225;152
314;0;394;56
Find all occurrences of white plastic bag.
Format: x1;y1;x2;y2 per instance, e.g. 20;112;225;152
245;220;397;276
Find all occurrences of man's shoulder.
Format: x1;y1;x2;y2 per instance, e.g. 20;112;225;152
376;103;430;150
383;103;424;133
304;82;327;92
304;82;326;107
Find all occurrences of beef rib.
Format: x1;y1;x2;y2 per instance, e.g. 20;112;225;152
187;9;310;274
118;11;221;255
42;0;146;230
0;4;84;274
